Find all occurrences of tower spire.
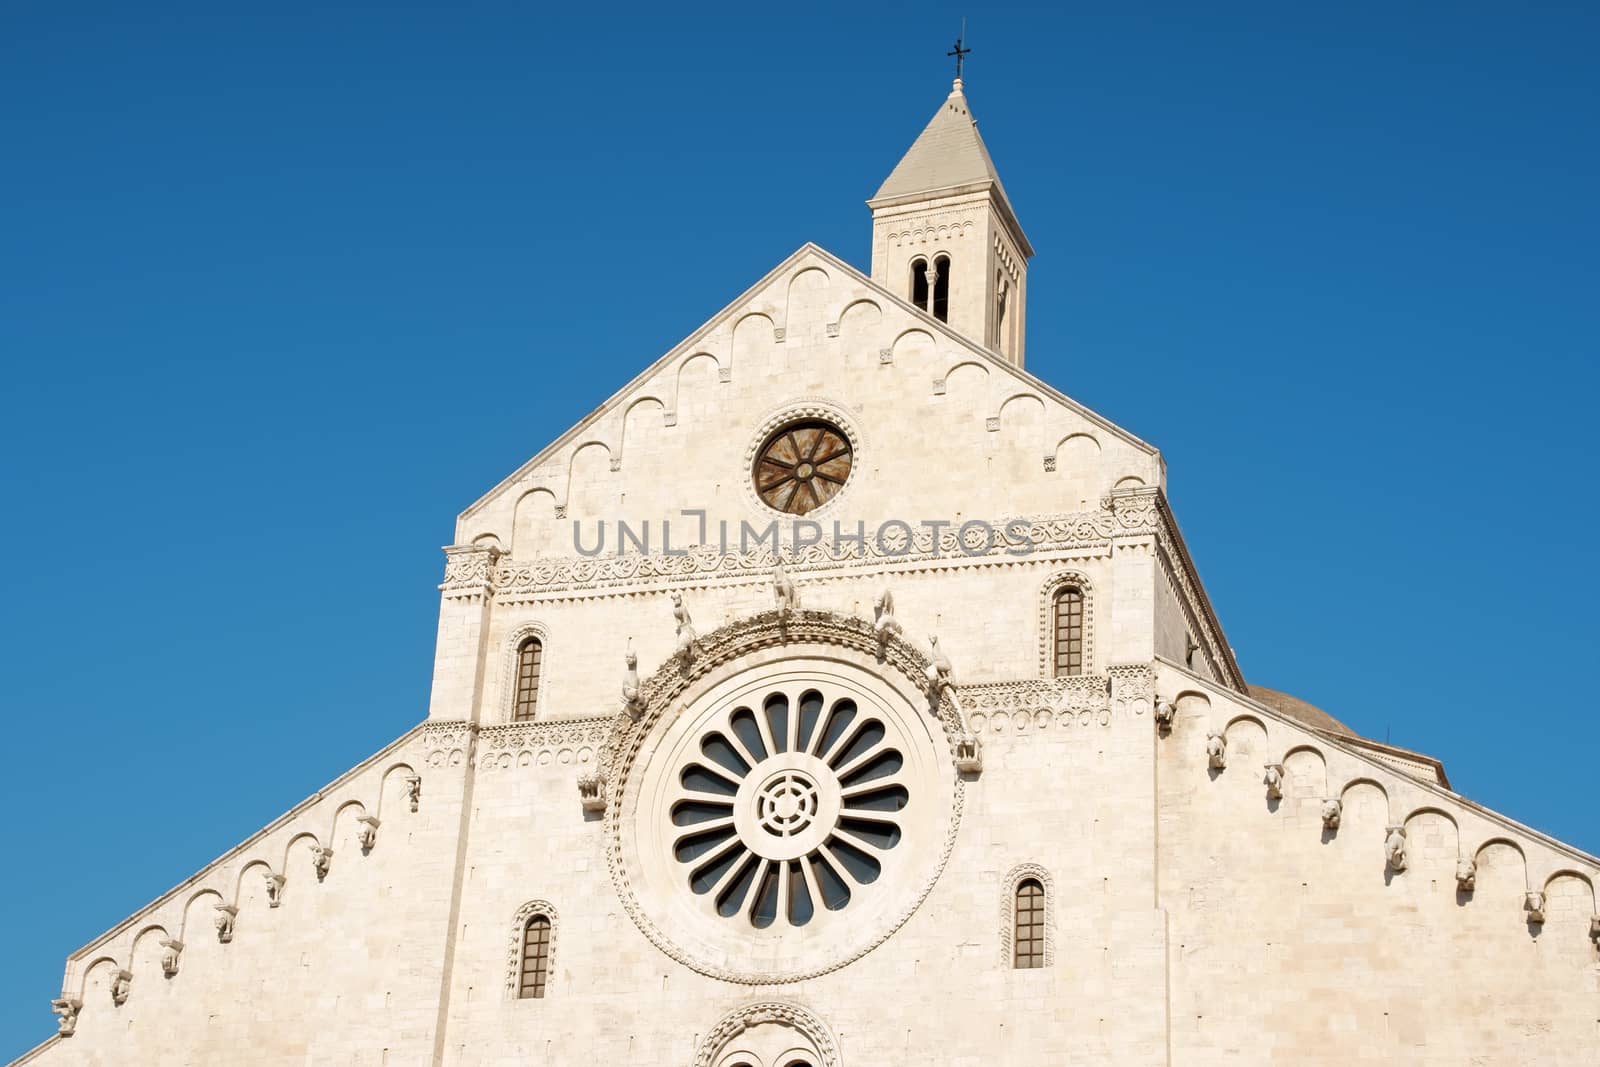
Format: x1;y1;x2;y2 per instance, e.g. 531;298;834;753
867;67;1033;365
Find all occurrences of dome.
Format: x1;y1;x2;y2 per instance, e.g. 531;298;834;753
1249;685;1355;736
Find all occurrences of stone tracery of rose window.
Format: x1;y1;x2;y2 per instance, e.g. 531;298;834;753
670;685;908;927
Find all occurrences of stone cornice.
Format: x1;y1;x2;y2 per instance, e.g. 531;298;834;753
453;508;1142;601
1155;658;1600;875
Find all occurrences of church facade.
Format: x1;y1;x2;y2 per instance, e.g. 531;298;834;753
16;79;1599;1066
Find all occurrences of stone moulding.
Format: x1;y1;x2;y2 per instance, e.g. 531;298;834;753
694;1000;840;1067
1036;570;1096;677
599;607;968;985
478;507;1141;601
1164;663;1600;944
54;726;425;1008
961;675;1116;735
470;717;610;777
503;899;559;999
999;863;1056;968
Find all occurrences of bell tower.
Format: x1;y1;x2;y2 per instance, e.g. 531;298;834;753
868;77;1034;366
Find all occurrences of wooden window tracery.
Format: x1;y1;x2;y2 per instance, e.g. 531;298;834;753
1052;587;1084;676
518;914;551;998
513;638;543;722
1013;878;1045;969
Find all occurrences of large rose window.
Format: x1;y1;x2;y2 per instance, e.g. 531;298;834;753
670;687;908;927
616;654;957;983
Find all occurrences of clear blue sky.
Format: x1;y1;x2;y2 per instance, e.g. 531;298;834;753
3;1;1597;1055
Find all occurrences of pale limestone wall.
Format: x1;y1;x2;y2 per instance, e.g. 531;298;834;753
476;558;1117;729
868;193;1028;363
20;731;462;1066
455;249;1160;564
1155;663;1600;1065
432;665;1168;1066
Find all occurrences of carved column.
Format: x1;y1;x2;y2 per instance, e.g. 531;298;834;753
427;543;502;723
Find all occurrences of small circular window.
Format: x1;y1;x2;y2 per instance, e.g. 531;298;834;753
752;421;852;515
670;687;907;928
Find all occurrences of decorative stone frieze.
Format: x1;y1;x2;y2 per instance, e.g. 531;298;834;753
1109;664;1153;721
438;543;502;602
481;508;1149;601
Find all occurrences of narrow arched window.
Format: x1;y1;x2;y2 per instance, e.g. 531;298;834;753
518;914;551;998
1013;878;1045;968
1052;587;1084;676
513;637;543;722
910;257;929;310
932;254;950;322
994;272;1008;354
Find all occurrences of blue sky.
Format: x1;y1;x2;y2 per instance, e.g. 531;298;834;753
3;1;1598;1055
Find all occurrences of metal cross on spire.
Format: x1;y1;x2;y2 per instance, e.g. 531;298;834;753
948;20;972;80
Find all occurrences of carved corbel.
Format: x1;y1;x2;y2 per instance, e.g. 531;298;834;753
671;592;699;658
357;816;380;853
109;969;132;1007
51;997;81;1037
405;774;422;813
621;645;645;720
772;559;799;619
1525;891;1546;925
1321;799;1342;830
925;634;956;696
264;872;286;907
1205;731;1227;770
578;771;607;813
954;733;983;775
1262;763;1284;799
159;938;184;978
1153;698;1176;734
1455;858;1476;892
1385;826;1408;872
872;588;901;639
311;846;333;882
214;904;238;943
1588;914;1600;947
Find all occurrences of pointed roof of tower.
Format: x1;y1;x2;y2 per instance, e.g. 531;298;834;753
872;78;1012;203
870;78;1031;257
